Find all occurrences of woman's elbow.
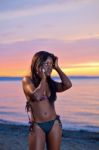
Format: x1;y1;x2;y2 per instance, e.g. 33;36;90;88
64;81;72;90
68;82;72;89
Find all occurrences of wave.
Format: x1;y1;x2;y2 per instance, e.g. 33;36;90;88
62;121;99;132
0;119;28;126
0;119;99;133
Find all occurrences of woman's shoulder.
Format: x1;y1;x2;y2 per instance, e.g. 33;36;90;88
22;75;33;84
22;75;29;81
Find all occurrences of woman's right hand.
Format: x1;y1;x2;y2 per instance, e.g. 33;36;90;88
40;66;46;79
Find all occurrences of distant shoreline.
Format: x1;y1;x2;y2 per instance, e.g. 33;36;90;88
0;76;99;81
0;77;23;81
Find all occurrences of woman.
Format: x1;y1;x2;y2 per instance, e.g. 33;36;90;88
22;51;72;150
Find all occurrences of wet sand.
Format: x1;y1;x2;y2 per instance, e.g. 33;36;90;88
0;123;99;150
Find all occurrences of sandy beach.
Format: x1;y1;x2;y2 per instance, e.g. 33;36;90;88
0;123;99;150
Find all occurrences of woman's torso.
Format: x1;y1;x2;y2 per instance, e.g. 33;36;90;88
27;99;56;122
25;79;57;122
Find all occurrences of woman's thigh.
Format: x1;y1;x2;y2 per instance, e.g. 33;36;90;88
46;120;62;150
28;124;46;150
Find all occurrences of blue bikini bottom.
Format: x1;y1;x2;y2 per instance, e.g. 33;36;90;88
29;115;62;135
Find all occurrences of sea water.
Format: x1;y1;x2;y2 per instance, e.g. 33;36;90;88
0;77;99;132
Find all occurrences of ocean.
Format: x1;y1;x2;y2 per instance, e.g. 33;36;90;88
0;76;99;132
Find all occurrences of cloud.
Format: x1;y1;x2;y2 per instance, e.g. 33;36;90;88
69;62;99;68
0;0;94;20
0;0;74;12
0;37;99;68
0;0;94;12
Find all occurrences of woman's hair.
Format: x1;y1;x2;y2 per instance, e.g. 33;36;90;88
30;51;57;103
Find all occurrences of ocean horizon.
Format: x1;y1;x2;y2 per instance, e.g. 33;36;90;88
0;75;99;81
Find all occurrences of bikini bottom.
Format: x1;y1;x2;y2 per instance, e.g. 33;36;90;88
29;115;62;135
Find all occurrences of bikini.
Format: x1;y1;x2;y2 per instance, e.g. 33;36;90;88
25;96;62;135
29;115;62;135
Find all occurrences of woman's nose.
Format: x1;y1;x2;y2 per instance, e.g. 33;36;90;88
48;64;53;68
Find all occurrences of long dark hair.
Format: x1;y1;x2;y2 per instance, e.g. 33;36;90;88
30;51;57;103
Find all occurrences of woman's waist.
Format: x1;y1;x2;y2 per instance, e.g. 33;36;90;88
30;109;57;122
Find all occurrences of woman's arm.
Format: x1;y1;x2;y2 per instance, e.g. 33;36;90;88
53;57;72;92
22;68;47;101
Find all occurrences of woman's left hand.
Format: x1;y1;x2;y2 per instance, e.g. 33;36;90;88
53;57;59;70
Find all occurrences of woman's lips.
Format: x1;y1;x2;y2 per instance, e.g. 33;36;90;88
46;68;52;75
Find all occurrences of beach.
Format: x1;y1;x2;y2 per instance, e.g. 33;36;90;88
0;123;99;150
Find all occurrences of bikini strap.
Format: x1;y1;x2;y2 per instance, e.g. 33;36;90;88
25;101;35;124
56;115;62;128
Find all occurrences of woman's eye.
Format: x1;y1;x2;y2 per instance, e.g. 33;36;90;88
43;62;53;67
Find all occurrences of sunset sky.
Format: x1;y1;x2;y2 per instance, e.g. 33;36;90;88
0;0;99;77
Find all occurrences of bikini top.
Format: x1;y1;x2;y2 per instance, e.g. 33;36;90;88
25;94;50;111
39;95;50;101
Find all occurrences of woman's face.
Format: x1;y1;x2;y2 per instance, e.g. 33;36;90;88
38;56;54;77
43;56;54;76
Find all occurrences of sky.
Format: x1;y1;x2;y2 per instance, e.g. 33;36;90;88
0;0;99;77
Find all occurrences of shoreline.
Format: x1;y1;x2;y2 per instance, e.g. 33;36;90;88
0;119;99;133
0;123;99;150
